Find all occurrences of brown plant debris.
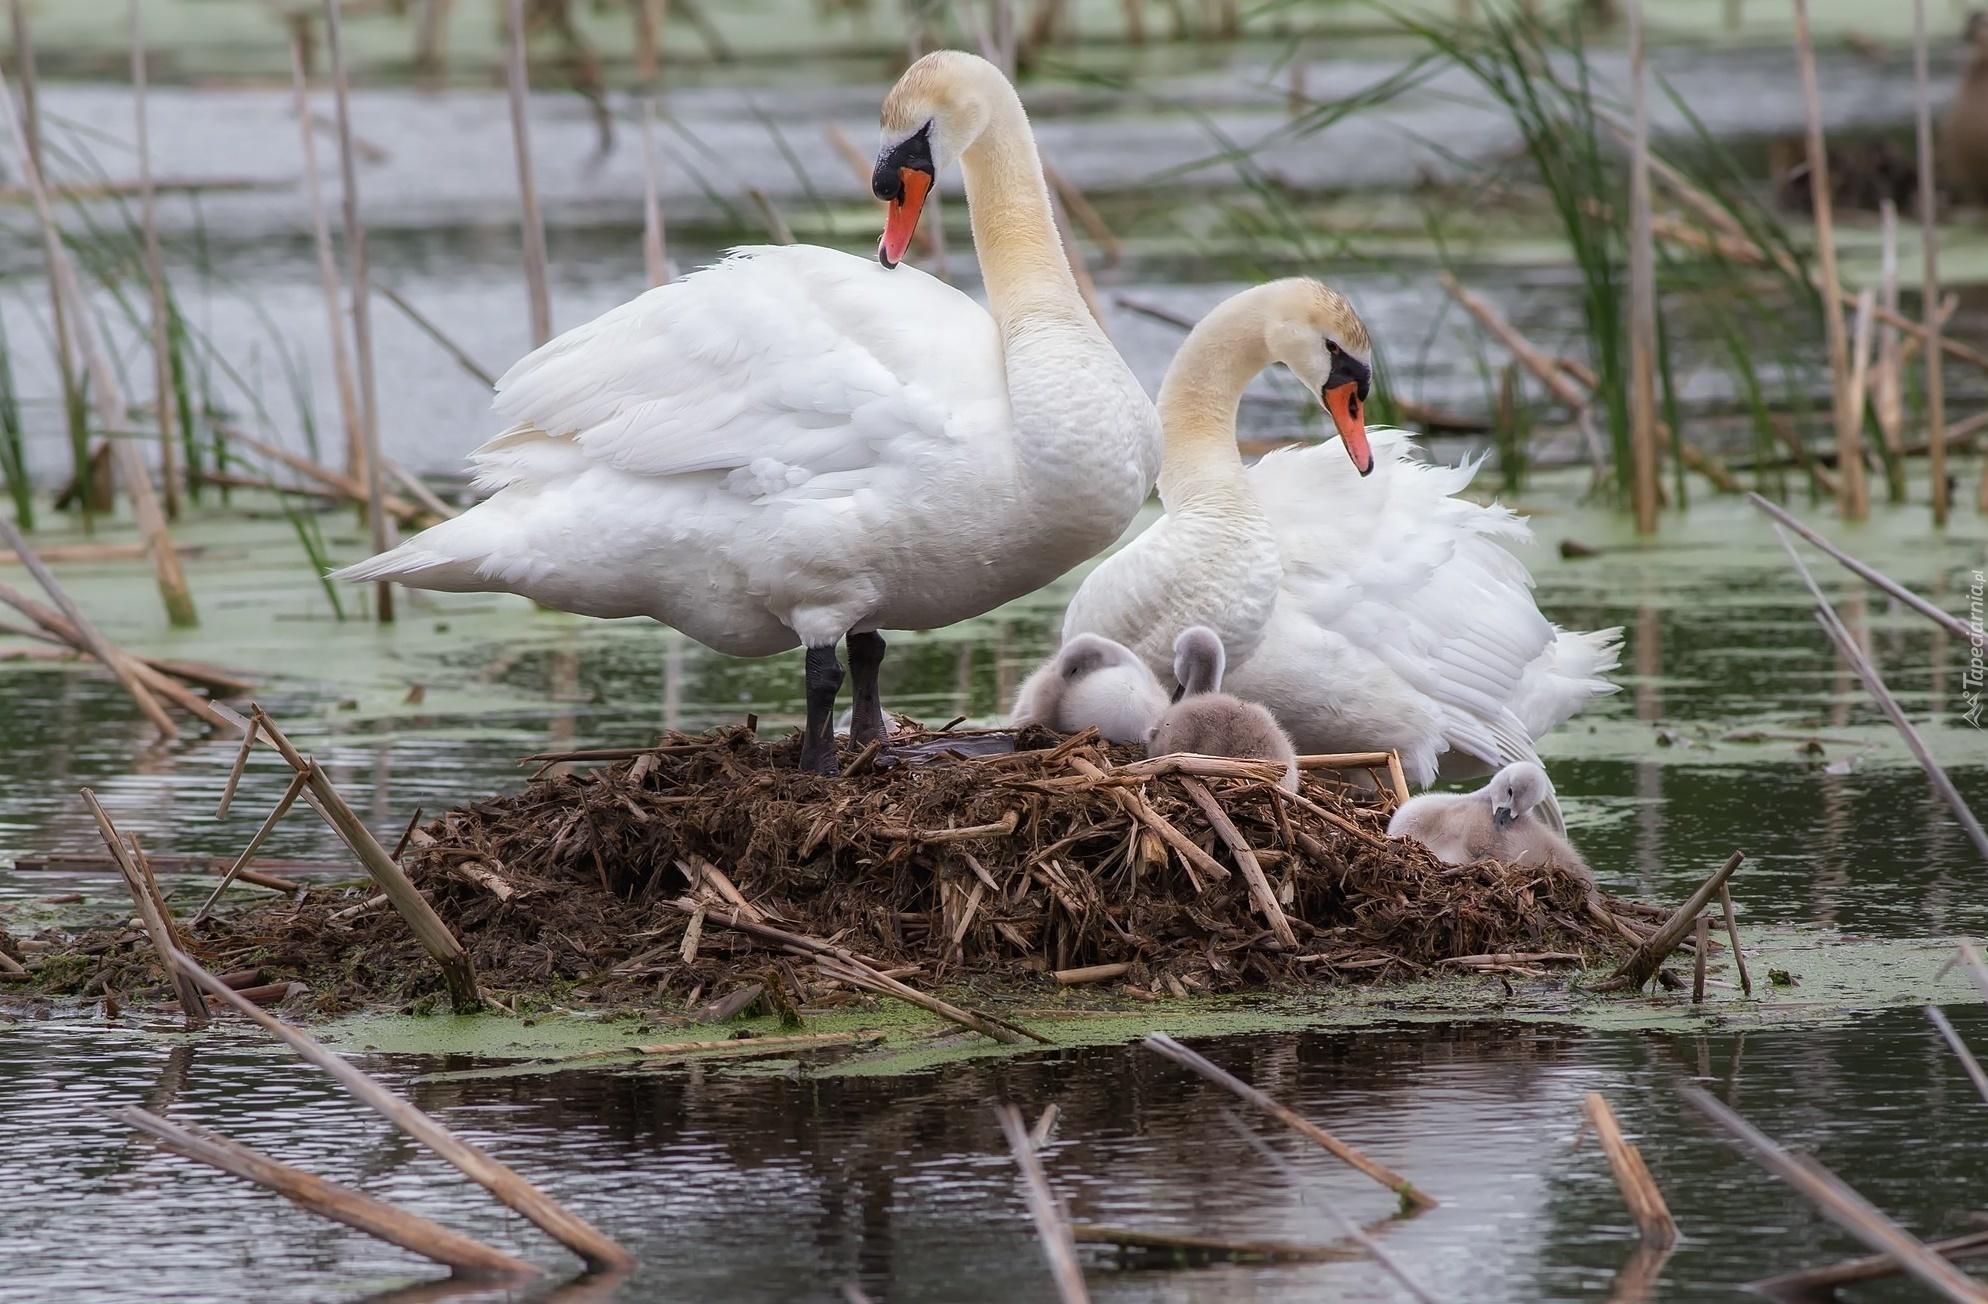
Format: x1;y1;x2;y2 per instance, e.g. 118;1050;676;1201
28;723;1635;1014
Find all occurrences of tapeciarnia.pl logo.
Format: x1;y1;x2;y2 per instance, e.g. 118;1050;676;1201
1965;570;1986;727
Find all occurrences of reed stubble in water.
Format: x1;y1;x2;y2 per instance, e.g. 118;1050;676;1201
1581;1092;1677;1249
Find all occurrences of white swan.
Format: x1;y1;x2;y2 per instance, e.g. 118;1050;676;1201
1011;634;1168;745
1388;762;1591;880
1146;627;1298;791
1061;279;1620;788
335;51;1160;772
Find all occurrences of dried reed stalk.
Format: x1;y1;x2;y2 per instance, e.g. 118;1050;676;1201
1749;1228;1988;1299
1582;1093;1678;1248
1926;1005;1988;1105
996;1104;1090;1304
1143;1033;1436;1210
505;0;552;345
321;0;393;622
1180;776;1296;948
1067;756;1229;885
1691;914;1708;1002
1069;1223;1355;1262
0;62;196;626
1791;0;1866;519
222;427;430;525
81;788;207;1025
1681;1086;1988;1302
1749;494;1971;642
172;953;633;1272
0;518;176;736
1625;0;1660;533
291;27;368;481
1599;851;1744;991
372;280;495;388
1776;531;1988;863
193;766;311;924
252;706;482;1011
1718;882;1752;998
1875;201;1905;496
1916;0;1952;522
129;0;178;519
116;1106;540;1279
636;0;668;286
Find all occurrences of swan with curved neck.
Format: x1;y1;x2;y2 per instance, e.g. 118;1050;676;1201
337;51;1159;773
1061;278;1620;788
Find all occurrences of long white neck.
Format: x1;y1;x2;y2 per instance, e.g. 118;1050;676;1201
1154;294;1274;514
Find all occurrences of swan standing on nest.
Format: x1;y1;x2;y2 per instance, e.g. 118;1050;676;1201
335;52;1159;773
1060;279;1620;789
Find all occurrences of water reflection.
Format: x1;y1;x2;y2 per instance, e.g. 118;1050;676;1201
2;1011;1985;1302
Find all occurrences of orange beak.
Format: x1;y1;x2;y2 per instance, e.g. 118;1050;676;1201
1324;381;1372;476
878;168;932;269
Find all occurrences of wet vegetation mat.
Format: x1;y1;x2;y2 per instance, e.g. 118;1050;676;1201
20;724;1645;1017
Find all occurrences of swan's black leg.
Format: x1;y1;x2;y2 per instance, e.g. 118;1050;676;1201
800;642;845;775
847;630;888;747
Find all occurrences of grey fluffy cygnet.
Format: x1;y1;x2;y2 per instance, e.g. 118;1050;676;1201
1011;633;1169;745
1145;627;1299;791
1387;761;1590;880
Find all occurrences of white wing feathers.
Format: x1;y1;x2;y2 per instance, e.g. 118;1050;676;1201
472;245;1008;495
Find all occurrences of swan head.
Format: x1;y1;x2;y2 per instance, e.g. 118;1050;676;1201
1485;762;1553;828
1260;280;1375;476
874;50;1003;267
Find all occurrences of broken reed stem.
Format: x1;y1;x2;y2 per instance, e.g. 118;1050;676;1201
1749;1228;1988;1299
1792;0;1866;520
1875;201;1905;498
0;60;196;627
116;1106;541;1280
1957;941;1988;1004
1748;494;1972;642
130;0;178;520
321;0;393;623
0;516;176;737
81;788;207;1026
372;280;497;388
1926;1005;1988;1105
995;1104;1090;1304
1067;1223;1356;1262
1179;777;1296;948
222;427;428;525
1680;1086;1988;1302
1776;530;1988;864
676;900;1049;1045
1916;1;1952;523
193;765;311;924
1142;1033;1436;1211
1691;914;1708;1002
252;706;482;1012
1583;1093;1678;1249
289;24;367;483
505;0;553;346
1600;851;1744;991
635;0;667;287
1718;882;1752;998
171;953;634;1272
1625;0;1660;534
1067;756;1228;886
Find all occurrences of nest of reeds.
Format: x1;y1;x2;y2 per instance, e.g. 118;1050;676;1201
159;721;1631;1013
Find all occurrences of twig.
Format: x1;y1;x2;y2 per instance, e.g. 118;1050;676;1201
678;901;1049;1045
1294;751;1395;770
1718;883;1752;998
372;281;497;388
1927;1005;1988;1105
289;23;367;483
1218;1112;1442;1303
1680;1086;1988;1302
253;706;482;1012
172;952;633;1272
1749;1227;1988;1298
322;0;393;622
114;1106;541;1280
80;789;207;1025
1067;756;1229;885
1582;1093;1678;1248
1750;494;1972;643
1142;1033;1435;1210
1776;529;1988;863
0;517;175;738
193;766;311;924
996;1104;1089;1304
1180;777;1296;948
1599;851;1745;992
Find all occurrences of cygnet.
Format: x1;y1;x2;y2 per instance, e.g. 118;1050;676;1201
1387;761;1590;879
1145;627;1299;791
1011;633;1169;745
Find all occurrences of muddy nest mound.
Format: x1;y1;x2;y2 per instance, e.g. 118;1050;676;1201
151;722;1628;1013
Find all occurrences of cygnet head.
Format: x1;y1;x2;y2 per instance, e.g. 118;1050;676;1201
1171;626;1226;700
1485;762;1553;829
873;50;1010;267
